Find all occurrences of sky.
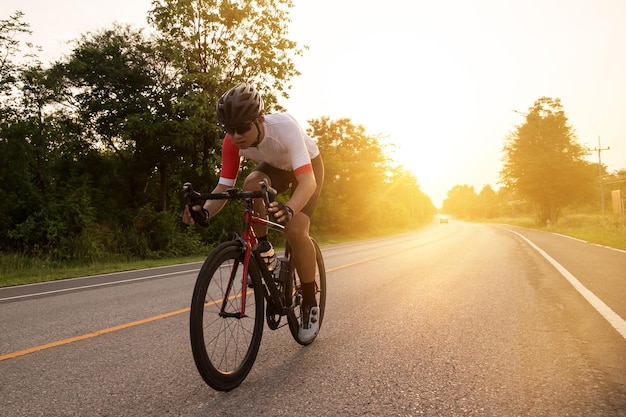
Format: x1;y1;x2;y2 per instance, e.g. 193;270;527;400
3;0;626;207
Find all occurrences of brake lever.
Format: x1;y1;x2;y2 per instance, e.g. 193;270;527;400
183;182;203;204
258;179;279;217
183;182;192;199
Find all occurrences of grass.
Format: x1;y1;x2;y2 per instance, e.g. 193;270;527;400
1;214;623;288
545;213;626;249
0;253;206;288
0;219;433;288
486;213;626;250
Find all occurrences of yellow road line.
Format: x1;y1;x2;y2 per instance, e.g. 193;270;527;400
0;307;190;361
325;254;388;272
1;241;428;362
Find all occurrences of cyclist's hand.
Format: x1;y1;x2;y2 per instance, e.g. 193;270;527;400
268;201;293;225
185;204;210;227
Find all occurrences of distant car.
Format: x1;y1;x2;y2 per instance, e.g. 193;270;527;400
439;215;449;224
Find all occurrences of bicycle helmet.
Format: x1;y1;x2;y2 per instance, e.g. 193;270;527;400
216;82;264;126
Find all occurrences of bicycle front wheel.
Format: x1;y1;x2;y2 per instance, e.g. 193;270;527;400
190;241;264;391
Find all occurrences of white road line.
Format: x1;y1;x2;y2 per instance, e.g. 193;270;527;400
0;269;200;302
510;230;626;340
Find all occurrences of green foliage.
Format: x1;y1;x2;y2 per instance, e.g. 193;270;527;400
309;117;435;236
550;213;626;249
148;0;302;96
0;11;31;98
442;184;504;220
0;19;212;261
477;184;499;219
501;97;595;224
442;185;478;219
0;5;437;272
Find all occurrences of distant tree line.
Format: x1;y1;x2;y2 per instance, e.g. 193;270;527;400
0;5;434;263
442;97;624;223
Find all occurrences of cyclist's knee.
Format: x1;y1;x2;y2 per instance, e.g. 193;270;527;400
243;171;269;190
285;213;310;241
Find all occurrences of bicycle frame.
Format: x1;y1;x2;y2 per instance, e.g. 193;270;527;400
187;180;326;390
223;200;287;320
183;181;289;320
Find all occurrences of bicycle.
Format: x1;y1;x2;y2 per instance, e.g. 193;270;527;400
183;180;326;391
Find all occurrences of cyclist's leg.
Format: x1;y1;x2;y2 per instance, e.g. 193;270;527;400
285;214;315;285
244;163;296;235
287;156;324;342
287;153;324;289
243;169;271;238
286;215;318;341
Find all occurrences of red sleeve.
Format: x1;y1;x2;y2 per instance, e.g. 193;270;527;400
294;164;313;176
219;135;241;186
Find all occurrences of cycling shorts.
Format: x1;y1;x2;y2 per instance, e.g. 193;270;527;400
252;155;324;218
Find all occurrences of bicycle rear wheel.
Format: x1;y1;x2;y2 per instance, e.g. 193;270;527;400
286;237;326;345
190;241;264;391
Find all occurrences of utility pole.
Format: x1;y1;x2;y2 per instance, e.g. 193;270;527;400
592;136;610;214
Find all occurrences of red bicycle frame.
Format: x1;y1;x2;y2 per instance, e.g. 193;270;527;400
219;202;285;319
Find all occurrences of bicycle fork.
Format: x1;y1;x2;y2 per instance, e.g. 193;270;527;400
217;237;287;320
218;237;254;319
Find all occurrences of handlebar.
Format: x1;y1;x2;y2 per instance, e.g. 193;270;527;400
183;180;278;207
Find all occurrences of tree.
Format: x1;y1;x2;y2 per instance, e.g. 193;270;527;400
442;185;478;219
308;117;385;232
0;12;50;252
500;97;594;225
0;11;30;100
477;184;499;219
383;165;435;226
307;117;434;235
148;0;302;93
147;0;305;182
54;25;186;212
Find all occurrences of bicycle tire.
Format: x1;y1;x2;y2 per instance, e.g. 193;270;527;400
190;241;265;391
286;237;326;345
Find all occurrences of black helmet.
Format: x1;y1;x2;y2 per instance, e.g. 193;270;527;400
216;82;264;126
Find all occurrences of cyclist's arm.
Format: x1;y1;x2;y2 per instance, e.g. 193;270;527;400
182;182;229;226
202;183;229;218
281;123;317;214
203;134;240;217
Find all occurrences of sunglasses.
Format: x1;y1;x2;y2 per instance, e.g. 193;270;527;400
223;121;254;135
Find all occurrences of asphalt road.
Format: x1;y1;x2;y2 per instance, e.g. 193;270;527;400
1;221;625;416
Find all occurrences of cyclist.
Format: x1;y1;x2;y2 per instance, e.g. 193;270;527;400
183;82;324;342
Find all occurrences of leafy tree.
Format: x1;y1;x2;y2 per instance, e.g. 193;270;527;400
54;25;182;212
1;56;116;257
501;97;594;224
148;0;302;92
308;117;384;232
442;184;478;219
382;165;435;226
1;2;309;260
308;117;434;235
0;11;30;101
477;184;499;219
147;0;305;182
0;13;52;252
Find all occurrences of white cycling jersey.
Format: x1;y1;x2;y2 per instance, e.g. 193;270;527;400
218;113;320;187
